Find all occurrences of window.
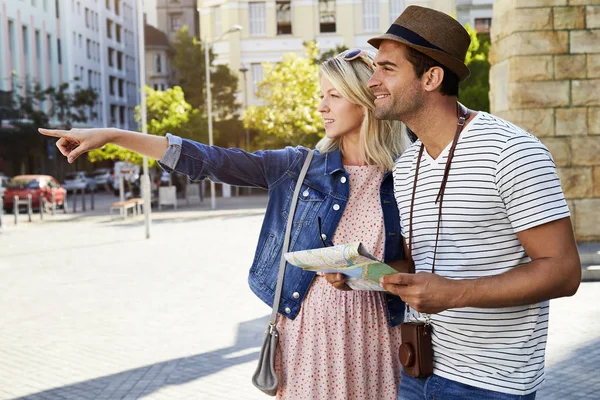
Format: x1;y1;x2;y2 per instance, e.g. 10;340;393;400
119;106;125;125
106;0;110;10
46;34;51;62
110;104;117;125
118;79;124;97
389;0;405;25
109;76;115;95
86;39;91;58
249;2;266;36
213;6;222;38
108;48;114;67
88;69;92;87
114;0;120;15
77;1;80;15
251;63;264;94
155;54;162;73
115;24;122;43
319;0;335;33
362;0;379;32
79;34;82;48
474;18;492;33
57;38;62;64
169;13;183;32
106;19;113;38
85;7;89;27
276;1;292;35
22;26;29;56
117;51;123;70
55;0;60;17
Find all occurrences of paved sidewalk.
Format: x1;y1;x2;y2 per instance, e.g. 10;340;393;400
0;195;598;399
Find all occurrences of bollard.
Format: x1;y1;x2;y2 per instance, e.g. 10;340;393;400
81;188;86;211
63;193;68;214
72;190;78;213
13;195;18;225
0;197;3;228
39;195;44;220
90;188;94;210
27;194;32;222
51;192;56;216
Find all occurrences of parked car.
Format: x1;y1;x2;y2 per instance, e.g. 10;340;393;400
90;168;112;190
63;171;97;193
2;175;66;212
0;174;11;198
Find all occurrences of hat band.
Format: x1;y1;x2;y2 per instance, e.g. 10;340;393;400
385;24;451;56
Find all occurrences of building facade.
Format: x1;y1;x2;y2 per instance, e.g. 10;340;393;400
144;23;175;91
197;0;465;106
456;0;494;33
157;0;200;41
0;0;141;131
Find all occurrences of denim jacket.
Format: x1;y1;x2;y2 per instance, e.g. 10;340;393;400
158;134;405;327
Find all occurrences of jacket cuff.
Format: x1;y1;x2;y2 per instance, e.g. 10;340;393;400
157;133;182;172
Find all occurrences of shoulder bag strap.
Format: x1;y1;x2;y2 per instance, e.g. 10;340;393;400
269;149;314;328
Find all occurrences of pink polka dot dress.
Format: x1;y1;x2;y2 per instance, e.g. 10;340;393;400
275;165;402;400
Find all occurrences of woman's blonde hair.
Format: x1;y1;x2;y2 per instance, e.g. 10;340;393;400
315;50;410;171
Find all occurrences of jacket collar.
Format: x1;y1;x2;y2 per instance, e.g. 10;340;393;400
324;148;345;175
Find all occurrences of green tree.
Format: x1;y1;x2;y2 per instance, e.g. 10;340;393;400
88;86;206;166
459;24;490;112
316;44;349;64
172;25;240;119
243;42;323;148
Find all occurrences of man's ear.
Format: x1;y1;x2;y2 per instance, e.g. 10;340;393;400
422;66;444;93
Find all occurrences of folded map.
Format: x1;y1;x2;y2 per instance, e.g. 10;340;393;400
284;242;398;291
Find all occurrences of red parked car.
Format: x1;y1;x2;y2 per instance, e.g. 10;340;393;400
2;175;66;212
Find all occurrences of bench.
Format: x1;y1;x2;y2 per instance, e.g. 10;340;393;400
110;198;144;219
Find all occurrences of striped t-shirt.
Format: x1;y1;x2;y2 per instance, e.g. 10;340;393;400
393;111;570;395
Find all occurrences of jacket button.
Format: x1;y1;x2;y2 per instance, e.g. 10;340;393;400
302;189;309;197
285;307;291;314
292;292;300;299
340;176;347;183
321;233;327;241
333;204;340;211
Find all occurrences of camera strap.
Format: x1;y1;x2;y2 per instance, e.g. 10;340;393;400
406;102;470;317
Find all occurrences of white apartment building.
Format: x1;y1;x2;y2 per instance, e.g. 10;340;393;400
0;0;141;130
0;0;62;115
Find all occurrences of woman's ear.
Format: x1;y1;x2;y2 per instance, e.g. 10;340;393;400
422;66;444;93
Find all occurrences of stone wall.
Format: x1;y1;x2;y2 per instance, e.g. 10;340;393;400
490;0;600;241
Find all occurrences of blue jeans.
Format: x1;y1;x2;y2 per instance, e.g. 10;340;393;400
399;371;537;400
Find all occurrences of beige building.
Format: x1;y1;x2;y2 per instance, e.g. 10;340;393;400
144;24;176;91
197;0;457;105
158;0;200;41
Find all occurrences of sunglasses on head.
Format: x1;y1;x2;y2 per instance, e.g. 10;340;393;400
340;48;374;70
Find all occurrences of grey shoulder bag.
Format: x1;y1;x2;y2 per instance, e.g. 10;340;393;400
252;149;314;396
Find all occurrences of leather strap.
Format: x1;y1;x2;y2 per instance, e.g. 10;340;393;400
269;149;314;327
408;103;470;275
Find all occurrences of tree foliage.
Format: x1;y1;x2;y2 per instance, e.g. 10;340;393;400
460;24;490;112
88;86;206;166
316;44;349;64
172;25;240;119
243;41;323;149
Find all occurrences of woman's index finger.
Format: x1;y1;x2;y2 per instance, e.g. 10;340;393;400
38;128;68;138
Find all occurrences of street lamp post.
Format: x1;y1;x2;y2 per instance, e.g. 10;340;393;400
204;24;243;210
239;64;250;151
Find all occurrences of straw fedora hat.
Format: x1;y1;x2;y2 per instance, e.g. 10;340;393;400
368;5;471;81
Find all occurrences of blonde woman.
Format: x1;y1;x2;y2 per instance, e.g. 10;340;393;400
39;49;411;399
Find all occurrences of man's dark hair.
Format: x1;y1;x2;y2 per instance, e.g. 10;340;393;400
404;46;459;96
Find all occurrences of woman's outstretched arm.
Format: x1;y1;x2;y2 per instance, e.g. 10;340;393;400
38;127;168;163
